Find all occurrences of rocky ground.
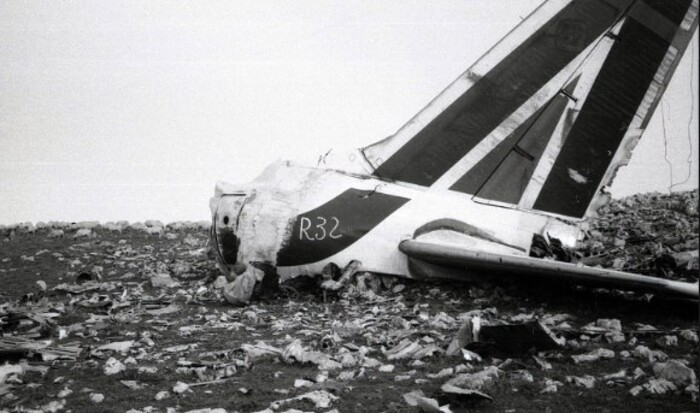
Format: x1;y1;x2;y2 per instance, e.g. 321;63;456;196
0;191;698;413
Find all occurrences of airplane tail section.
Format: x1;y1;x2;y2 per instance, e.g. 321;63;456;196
362;0;698;219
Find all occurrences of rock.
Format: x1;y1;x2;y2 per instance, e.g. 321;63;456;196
643;378;677;395
155;391;170;400
605;331;626;343
90;393;104;403
510;370;534;383
596;319;622;331
57;387;72;398
173;381;190;394
566;375;596;389
652;360;696;387
571;348;615;363
445;366;500;391
104;357;126;375
145;220;164;228
73;229;93;239
402;390;426;407
213;276;228;289
150;274;175;288
145;226;163;236
679;329;699;343
541;378;563;394
633;345;668;362
47;229;65;238
379;365;395;373
655;335;678;347
36;280;47;291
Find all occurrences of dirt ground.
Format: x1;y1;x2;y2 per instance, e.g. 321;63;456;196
0;196;698;413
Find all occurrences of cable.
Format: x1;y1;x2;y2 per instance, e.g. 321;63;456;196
669;42;695;191
661;98;674;193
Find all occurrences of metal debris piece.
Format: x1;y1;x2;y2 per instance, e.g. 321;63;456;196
446;317;479;356
441;382;493;401
475;321;563;353
270;389;338;410
0;337;81;361
95;340;135;354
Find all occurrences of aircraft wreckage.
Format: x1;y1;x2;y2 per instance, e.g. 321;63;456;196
210;0;699;305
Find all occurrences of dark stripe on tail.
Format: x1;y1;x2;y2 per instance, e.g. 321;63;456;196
373;0;629;186
450;77;577;202
533;0;693;218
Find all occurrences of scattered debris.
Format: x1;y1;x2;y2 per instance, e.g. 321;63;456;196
0;199;696;411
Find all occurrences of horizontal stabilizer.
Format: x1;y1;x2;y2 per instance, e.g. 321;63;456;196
399;239;699;299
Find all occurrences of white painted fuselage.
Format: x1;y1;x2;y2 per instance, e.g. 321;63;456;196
211;160;582;281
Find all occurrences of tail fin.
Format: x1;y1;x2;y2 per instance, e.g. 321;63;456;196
362;0;698;219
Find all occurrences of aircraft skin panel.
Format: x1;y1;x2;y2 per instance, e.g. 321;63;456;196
534;0;696;218
368;0;629;186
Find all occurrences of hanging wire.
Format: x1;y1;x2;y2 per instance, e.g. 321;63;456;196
669;42;696;191
661;98;674;193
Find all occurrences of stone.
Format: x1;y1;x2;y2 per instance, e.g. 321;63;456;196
653;360;696;387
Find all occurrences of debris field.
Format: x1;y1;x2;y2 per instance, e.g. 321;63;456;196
0;191;697;413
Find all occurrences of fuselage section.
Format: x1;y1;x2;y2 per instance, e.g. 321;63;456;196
211;161;582;280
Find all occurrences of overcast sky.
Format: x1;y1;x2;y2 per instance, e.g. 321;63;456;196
1;1;697;224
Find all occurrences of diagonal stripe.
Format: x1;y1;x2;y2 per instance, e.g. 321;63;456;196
449;78;576;203
372;0;630;186
533;0;694;218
